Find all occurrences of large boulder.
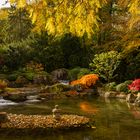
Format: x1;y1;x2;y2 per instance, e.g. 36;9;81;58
3;93;27;102
51;68;68;81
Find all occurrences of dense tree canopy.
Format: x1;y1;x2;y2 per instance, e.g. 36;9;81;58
8;0;107;38
6;0;139;38
0;0;139;81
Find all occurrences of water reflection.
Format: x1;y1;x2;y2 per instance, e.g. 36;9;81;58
0;98;140;140
126;102;140;119
79;101;98;114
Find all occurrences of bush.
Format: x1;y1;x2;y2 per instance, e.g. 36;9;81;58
90;51;122;82
4;41;33;71
104;82;117;91
68;67;81;81
25;61;44;72
124;80;133;85
7;72;21;81
123;48;140;80
116;83;128;92
23;72;35;81
70;74;99;89
77;68;91;79
128;79;140;92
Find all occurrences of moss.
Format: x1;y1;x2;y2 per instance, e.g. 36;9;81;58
45;83;70;93
77;68;91;79
68;67;81;81
23;72;35;81
104;82;117;91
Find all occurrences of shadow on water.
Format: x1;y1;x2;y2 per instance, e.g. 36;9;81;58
0;97;140;140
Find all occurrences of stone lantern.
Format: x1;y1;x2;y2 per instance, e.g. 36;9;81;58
52;105;61;120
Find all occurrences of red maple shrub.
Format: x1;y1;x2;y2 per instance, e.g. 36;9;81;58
128;79;140;92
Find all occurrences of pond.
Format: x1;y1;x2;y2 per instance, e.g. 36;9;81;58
0;97;140;140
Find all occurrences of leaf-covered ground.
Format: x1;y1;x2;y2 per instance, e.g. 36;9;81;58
2;114;90;129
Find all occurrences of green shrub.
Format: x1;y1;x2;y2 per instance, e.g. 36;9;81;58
23;72;35;81
90;51;122;82
123;48;140;80
68;67;81;81
77;68;91;79
116;83;128;92
104;82;117;91
7;72;21;81
124;80;133;85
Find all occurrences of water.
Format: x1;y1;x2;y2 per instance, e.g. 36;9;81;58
0;97;18;106
0;97;140;140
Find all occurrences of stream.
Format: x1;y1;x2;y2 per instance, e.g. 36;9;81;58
0;97;140;140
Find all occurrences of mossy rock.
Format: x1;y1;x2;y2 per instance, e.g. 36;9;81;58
3;93;27;102
51;68;68;80
45;83;71;93
33;72;53;85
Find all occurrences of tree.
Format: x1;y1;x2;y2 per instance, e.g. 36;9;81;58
8;0;140;39
7;7;33;42
8;0;107;38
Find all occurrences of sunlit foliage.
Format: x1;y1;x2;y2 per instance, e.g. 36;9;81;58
70;74;99;88
8;0;107;38
0;80;7;90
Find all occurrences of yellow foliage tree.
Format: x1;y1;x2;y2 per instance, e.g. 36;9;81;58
8;0;107;38
6;0;140;39
70;74;99;89
118;0;140;29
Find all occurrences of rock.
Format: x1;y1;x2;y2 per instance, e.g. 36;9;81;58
3;93;27;102
0;112;9;124
71;84;84;92
33;74;52;85
26;95;40;100
126;93;137;103
51;68;68;81
134;93;140;106
104;91;117;98
44;83;71;93
116;92;127;99
15;76;29;87
39;93;59;100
